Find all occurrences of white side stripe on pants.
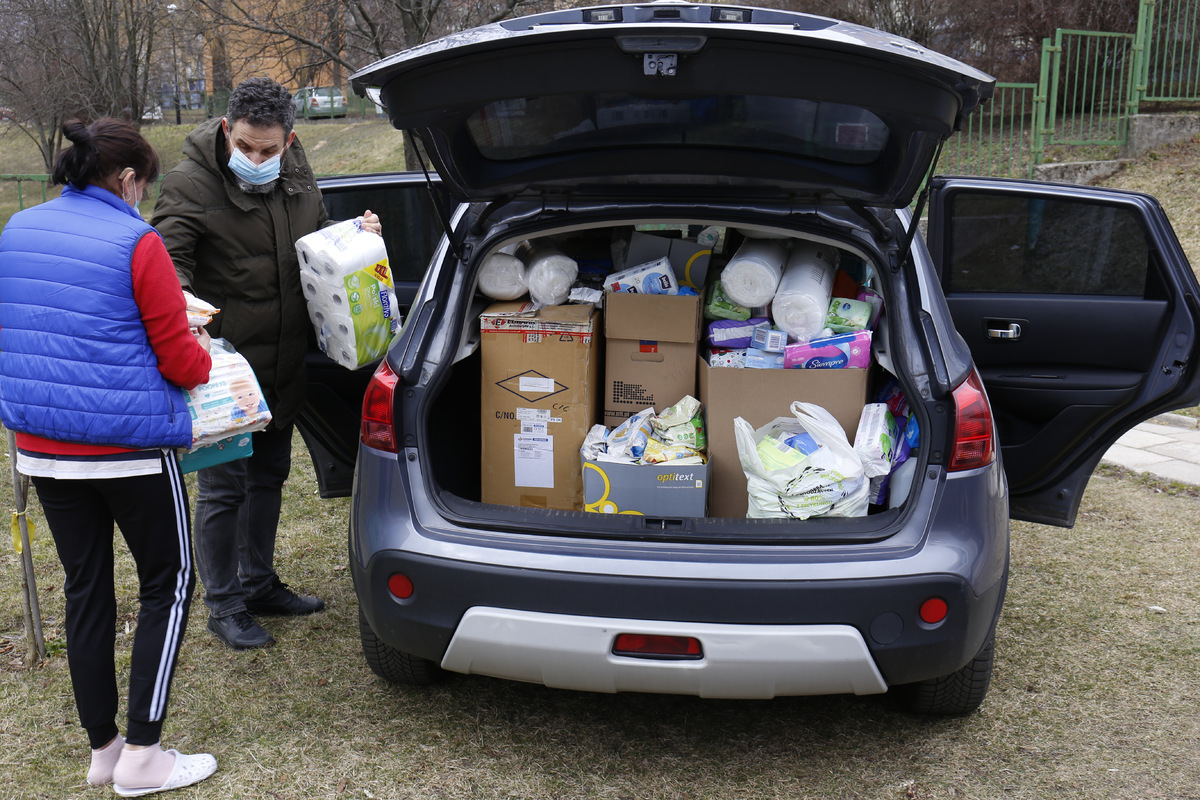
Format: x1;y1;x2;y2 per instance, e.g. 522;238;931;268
149;451;191;721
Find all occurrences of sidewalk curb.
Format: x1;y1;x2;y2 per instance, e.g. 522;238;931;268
1151;412;1200;429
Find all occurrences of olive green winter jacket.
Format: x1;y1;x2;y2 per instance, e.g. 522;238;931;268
151;117;328;429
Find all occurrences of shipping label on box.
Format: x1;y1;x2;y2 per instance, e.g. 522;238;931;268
604;293;702;426
582;457;709;517
481;302;600;510
699;358;868;518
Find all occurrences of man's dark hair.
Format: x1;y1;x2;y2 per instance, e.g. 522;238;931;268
226;77;296;132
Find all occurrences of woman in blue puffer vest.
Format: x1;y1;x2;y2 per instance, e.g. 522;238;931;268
0;118;219;797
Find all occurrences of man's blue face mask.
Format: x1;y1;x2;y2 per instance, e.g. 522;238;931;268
227;140;283;185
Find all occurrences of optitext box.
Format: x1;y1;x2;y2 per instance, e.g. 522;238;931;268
480;302;600;510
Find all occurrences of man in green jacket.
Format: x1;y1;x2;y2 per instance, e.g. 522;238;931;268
152;77;380;650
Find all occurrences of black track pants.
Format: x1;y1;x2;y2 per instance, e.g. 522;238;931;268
32;453;195;748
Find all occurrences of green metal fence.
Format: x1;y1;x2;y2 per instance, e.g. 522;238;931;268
1043;29;1138;148
1137;0;1200;104
942;83;1040;179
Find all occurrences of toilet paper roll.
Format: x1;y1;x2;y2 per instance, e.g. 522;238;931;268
295;219;387;279
519;241;578;306
771;242;837;342
477;252;528;300
720;239;788;307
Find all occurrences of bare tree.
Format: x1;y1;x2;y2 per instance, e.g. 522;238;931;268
0;0;168;170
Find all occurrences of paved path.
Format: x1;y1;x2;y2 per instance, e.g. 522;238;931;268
1102;412;1200;486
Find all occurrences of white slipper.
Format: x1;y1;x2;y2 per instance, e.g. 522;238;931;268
112;750;217;797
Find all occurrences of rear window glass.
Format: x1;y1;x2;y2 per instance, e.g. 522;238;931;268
944;192;1151;296
466;93;889;164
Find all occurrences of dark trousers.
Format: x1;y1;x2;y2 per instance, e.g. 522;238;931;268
193;423;293;617
33;453;194;748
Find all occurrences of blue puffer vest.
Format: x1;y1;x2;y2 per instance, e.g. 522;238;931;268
0;183;192;448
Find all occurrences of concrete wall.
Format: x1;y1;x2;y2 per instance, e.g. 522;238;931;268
1123;113;1200;157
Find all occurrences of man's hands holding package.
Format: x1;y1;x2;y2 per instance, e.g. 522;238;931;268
360;209;381;236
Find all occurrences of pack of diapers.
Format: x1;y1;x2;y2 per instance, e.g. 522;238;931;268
183;338;272;450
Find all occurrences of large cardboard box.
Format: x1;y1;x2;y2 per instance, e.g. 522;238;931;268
603;293;702;426
582;457;709;517
481;302;600;510
699;359;869;518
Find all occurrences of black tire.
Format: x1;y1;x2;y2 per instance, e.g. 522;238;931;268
893;637;995;715
358;607;443;685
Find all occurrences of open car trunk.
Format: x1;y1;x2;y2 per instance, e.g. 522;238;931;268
407;215;936;545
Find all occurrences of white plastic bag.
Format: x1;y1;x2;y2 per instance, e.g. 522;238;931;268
733;401;868;519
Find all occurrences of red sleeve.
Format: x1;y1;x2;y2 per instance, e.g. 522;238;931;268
131;233;212;390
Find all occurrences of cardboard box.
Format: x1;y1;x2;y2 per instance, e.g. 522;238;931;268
582;457;709;517
481;302;601;510
603;293;702;426
625;231;713;291
699;359;869;518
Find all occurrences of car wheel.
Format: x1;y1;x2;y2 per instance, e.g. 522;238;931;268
358;607;444;685
893;637;995;715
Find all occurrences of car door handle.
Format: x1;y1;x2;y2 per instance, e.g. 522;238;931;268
986;323;1022;340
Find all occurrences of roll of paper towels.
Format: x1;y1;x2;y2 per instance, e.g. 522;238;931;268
519;241;578;306
720;239;788;307
770;242;838;342
477;252;528;300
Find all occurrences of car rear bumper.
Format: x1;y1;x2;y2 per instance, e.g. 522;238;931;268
441;607;888;698
354;547;1005;693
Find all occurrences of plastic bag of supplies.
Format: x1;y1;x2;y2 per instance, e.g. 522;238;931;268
733;401;867;519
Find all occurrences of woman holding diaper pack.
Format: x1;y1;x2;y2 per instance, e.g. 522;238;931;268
0;117;218;796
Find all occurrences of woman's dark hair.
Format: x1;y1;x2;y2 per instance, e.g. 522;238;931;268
51;118;160;190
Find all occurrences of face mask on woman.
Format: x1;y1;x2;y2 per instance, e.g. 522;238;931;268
119;167;142;212
227;144;283;186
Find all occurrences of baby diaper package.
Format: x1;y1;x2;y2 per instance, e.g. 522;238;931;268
295;219;399;370
179;337;272;472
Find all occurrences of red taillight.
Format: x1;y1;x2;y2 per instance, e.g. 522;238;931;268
949;369;995;471
387;573;413;599
361;360;399;453
612;633;703;660
919;597;948;624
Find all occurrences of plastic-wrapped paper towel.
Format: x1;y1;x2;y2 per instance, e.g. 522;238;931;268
295;219;398;370
770;241;837;342
518;240;578;306
719;239;787;307
477;252;528;300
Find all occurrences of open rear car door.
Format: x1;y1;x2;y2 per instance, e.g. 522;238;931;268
928;176;1200;526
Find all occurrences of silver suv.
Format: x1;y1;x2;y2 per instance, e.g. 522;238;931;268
299;2;1200;715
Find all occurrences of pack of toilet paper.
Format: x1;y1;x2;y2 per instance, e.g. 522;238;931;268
295;219;399;370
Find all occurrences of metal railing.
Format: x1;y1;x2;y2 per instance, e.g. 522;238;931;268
1137;0;1200;105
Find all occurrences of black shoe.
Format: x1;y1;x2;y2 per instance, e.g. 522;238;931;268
207;612;274;650
245;579;325;617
